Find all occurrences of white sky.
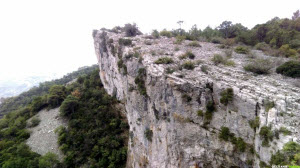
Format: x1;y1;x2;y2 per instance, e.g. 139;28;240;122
0;0;299;80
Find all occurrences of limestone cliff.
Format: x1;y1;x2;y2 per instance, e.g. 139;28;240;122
93;29;300;168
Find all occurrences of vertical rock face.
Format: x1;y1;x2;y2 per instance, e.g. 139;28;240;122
93;30;300;168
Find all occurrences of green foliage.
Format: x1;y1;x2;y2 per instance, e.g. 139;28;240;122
117;59;128;75
182;61;195;70
30;116;41;127
174;35;185;44
211;37;223;44
154;57;174;64
123;23;141;37
166;67;175;74
279;44;298;57
220;88;234;106
235;46;249;54
182;94;192;102
259;126;274;147
0;65;98;118
56;69;129;167
249;117;260;130
212;54;226;65
151;30;160;38
197;110;203;117
118;38;132;46
134;68;147;96
279;127;292;136
144;128;153;142
160;29;172;38
270;141;300;165
276;61;300;78
219;127;232;141
59;95;79;117
244;58;273;74
204;101;215;122
48;85;66;108
233;137;247;152
264;100;275;112
201;65;209;74
255;42;270;51
187;41;201;47
38;152;59;168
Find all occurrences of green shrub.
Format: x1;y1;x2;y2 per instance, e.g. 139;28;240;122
212;54;226;65
197;110;203;117
118;38;132;46
224;49;233;58
155;57;174;64
160;29;172;38
30;116;41;127
276;61;300;78
259;126;274;147
264;100;275;112
60;95;79;117
279;44;297;57
182;61;195;70
211;37;222;44
220;88;234;106
182;94;192;102
279;127;292;136
175;35;185;44
204;101;215;122
244;58;273;74
219;127;232;141
235;46;249;54
249;117;260;130
151;30;160;39
134;68;147;96
123;23;141;37
144;128;153;142
166;67;175;74
254;42;270;51
201;65;209;74
289;39;300;48
180;51;195;60
234;137;247;152
188;41;201;47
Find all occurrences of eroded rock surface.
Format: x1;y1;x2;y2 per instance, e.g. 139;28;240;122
93;30;300;168
26;108;67;160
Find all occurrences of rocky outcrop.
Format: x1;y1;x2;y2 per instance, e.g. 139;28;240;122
93;30;300;168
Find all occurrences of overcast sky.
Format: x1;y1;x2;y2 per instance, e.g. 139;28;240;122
0;0;299;80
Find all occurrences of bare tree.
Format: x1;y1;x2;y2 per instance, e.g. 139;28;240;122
177;21;184;35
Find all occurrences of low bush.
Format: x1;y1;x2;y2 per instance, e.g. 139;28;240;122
220;88;234;106
249;117;260;130
224;49;233;58
135;68;147;96
279;127;292;136
160;29;172;38
123;23;141;37
276;61;300;78
259;126;274;147
155;57;174;64
188;41;201;47
30;116;41;127
211;37;223;44
144;128;153;141
182;61;195;70
151;30;160;39
219;127;232;141
255;42;270;51
118;38;132;46
235;46;249;54
182;94;192;102
175;35;185;44
197;110;203;117
212;54;226;65
201;65;209;74
279;44;297;57
244;59;273;74
166;67;175;74
264;99;275;112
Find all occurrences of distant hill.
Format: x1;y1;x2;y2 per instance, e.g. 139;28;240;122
0;64;98;118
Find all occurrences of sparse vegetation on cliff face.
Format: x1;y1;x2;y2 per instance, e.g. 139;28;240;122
220;88;234;106
270;141;300;165
244;58;273;74
135;68;147;96
155;57;174;64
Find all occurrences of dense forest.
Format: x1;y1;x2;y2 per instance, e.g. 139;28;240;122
0;65;98;118
0;67;128;167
